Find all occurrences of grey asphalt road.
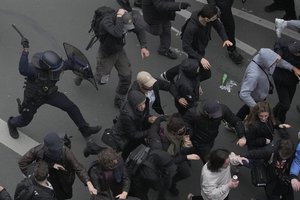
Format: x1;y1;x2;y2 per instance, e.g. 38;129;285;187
0;0;299;199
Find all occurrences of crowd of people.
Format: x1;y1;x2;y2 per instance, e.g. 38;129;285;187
1;0;300;200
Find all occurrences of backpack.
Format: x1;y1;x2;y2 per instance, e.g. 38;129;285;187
14;177;36;200
125;144;155;176
86;6;115;50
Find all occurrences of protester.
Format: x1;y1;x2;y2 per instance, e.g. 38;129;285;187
275;18;300;38
207;0;244;64
183;100;246;163
290;142;300;192
95;8;150;108
0;186;11;200
88;148;139;200
18;132;97;200
187;149;248;200
142;0;191;59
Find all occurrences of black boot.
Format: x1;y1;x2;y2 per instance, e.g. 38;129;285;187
7;117;19;139
228;50;243;64
79;125;102;138
264;3;284;12
83;139;107;157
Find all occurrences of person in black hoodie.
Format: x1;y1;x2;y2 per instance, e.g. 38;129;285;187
129;149;177;200
96;8;150;108
272;39;300;123
142;0;190;59
129;71;179;115
183;99;246;163
174;59;206;115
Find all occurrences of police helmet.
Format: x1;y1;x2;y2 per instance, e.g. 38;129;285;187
32;50;63;71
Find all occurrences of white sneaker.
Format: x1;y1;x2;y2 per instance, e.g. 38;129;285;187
275;18;286;38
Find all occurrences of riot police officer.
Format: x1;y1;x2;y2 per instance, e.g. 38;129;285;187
7;41;101;139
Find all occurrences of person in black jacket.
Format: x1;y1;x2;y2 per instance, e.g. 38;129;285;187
147;113;200;196
173;59;205;115
183;99;246;163
0;186;12;200
88;148;139;200
96;8;150;108
207;0;243;64
142;0;190;59
129;149;177;200
244;132;295;200
272;38;300;123
129;71;179;115
15;161;57;200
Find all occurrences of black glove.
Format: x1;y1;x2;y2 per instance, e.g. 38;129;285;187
21;38;29;48
79;67;93;78
180;2;191;9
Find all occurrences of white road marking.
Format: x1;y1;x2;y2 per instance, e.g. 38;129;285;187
0;119;39;155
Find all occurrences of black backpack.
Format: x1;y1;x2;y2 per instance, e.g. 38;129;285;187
86;6;115;50
125;144;156;176
14;177;36;200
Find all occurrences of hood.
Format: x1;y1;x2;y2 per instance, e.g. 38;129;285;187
128;90;146;109
180;59;199;78
252;48;279;74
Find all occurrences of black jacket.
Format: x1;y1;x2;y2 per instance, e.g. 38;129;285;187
142;0;181;25
245;121;275;150
0;189;11;200
182;10;228;60
89;160;130;198
129;79;178;115
99;10;147;56
183;102;245;146
273;38;300;86
175;59;201;114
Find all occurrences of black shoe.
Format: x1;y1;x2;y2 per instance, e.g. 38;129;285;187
7;117;19;139
83;139;106;157
80;125;102;138
228;50;243;64
158;49;178;60
264;3;284;12
169;186;179;196
297;104;300;113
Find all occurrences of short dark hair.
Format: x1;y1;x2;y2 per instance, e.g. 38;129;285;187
198;4;218;18
207;149;230;172
167;113;185;133
278;139;294;160
34;161;49;181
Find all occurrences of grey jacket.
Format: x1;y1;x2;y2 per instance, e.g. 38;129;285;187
239;48;293;107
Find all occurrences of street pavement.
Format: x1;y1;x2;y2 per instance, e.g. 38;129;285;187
0;0;300;199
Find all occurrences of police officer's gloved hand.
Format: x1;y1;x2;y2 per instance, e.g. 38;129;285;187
180;2;191;9
21;38;29;48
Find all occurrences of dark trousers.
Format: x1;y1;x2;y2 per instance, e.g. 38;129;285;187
273;83;297;123
192;142;214;164
171;161;191;187
213;0;236;51
271;0;296;19
145;21;171;51
10;91;88;129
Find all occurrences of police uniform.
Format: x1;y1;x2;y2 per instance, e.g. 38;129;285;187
7;50;101;139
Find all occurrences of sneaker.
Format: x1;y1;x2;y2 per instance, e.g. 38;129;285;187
158;49;178;60
80;125;102;138
296;104;300;113
275;18;286;38
228;50;243;64
160;71;169;82
7;117;19;139
264;3;284;12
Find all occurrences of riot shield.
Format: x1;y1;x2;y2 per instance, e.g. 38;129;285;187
63;42;98;90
